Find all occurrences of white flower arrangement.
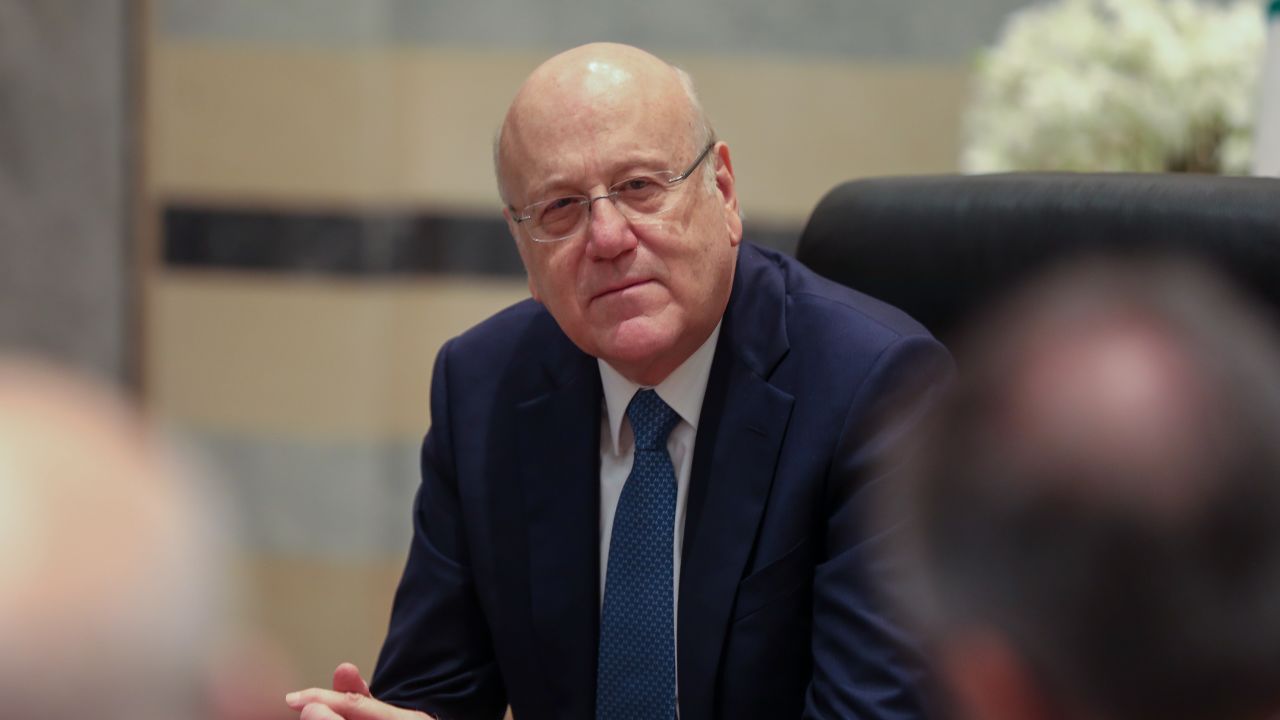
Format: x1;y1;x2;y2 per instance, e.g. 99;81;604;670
962;0;1266;174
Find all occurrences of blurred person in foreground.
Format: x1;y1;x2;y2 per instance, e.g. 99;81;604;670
891;258;1280;720
0;358;289;720
286;41;950;720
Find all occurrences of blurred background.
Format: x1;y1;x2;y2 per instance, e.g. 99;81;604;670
2;0;1274;692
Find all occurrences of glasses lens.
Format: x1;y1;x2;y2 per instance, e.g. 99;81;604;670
611;172;675;213
532;196;587;240
524;165;692;242
612;173;677;218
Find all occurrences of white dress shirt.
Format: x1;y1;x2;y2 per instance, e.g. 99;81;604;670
597;322;721;616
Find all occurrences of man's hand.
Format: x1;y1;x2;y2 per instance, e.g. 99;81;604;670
285;663;432;720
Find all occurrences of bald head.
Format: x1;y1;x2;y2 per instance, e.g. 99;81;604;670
0;359;227;720
495;42;712;205
987;288;1225;520
896;258;1280;720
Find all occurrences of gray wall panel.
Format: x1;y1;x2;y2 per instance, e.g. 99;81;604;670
0;1;130;380
183;428;421;559
159;0;1038;61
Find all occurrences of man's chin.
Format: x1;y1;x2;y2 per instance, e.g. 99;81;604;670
606;326;674;359
595;318;682;382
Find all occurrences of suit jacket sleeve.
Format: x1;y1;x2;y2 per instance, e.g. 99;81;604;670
806;333;952;719
370;338;508;720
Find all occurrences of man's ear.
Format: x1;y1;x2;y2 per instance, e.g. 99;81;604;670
504;206;541;302
938;631;1059;720
712;142;743;247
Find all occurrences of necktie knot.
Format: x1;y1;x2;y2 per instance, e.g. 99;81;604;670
626;389;680;450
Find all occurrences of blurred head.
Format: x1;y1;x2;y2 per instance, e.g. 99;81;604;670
893;258;1280;720
496;42;743;385
0;358;229;720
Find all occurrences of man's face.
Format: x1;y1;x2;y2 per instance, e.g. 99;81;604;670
500;49;743;385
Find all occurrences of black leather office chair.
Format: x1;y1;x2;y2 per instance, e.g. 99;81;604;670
796;173;1280;345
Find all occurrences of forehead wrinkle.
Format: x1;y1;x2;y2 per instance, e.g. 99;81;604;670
505;102;686;204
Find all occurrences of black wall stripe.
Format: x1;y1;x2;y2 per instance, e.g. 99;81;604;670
163;205;800;276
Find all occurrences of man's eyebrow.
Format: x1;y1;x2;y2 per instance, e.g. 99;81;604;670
523;177;581;204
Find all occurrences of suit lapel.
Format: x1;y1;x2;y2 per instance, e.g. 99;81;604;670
679;246;795;720
518;336;602;719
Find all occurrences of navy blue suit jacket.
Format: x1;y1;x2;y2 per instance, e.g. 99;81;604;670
371;243;952;720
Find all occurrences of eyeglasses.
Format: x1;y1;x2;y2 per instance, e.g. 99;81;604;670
510;140;716;243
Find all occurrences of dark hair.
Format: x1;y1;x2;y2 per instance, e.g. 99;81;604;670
897;257;1280;720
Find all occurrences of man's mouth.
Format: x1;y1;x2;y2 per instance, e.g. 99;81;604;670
592;279;652;302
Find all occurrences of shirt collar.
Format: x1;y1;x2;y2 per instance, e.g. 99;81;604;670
598;321;722;456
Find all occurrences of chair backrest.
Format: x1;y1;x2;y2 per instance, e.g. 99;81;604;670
796;173;1280;345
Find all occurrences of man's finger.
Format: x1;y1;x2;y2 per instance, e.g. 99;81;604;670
299;701;348;720
285;688;426;719
332;662;372;696
286;689;371;715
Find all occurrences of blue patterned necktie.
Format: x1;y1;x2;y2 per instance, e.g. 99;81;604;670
596;389;681;720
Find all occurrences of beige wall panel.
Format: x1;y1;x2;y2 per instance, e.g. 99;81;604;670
235;555;516;717
149;271;530;437
151;43;967;221
150;42;531;210
680;56;970;223
232;554;403;686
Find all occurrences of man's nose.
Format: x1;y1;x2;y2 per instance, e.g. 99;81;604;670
584;194;638;260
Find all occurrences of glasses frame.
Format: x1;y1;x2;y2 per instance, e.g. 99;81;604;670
510;140;717;243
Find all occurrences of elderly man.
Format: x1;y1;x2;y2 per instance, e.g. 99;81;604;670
893;259;1280;720
288;42;949;720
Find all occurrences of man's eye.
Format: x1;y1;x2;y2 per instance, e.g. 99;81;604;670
617;177;665;199
536;197;584;233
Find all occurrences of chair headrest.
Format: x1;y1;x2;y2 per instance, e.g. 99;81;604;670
797;173;1280;341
